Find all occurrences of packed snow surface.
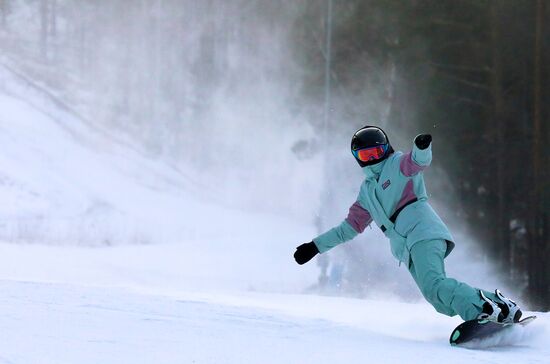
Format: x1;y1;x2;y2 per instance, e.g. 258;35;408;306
0;66;548;363
0;247;548;364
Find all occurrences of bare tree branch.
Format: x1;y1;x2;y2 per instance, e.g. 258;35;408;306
435;69;490;90
430;61;492;73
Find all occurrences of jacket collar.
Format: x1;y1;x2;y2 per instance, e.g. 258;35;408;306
362;158;387;181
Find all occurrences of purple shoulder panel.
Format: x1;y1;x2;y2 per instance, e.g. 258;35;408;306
400;151;426;177
346;201;372;233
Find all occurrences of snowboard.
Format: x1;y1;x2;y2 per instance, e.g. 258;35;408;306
449;315;537;347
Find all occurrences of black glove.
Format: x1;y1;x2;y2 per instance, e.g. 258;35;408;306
414;134;432;150
294;241;319;265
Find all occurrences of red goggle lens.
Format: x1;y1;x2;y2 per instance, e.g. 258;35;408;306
353;145;388;162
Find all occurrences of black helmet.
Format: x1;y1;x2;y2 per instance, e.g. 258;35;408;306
351;126;394;167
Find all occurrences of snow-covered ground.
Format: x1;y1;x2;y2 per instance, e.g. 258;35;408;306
0;64;548;363
0;267;547;364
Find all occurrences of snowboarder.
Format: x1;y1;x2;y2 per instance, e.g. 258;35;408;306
294;126;522;324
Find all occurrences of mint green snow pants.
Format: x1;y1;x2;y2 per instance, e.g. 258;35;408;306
408;239;498;321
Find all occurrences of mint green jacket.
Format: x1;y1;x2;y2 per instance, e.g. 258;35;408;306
313;139;454;266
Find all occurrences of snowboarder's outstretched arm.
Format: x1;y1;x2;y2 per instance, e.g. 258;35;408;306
294;201;372;265
400;134;432;176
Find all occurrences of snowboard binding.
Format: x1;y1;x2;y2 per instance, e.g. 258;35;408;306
478;289;522;324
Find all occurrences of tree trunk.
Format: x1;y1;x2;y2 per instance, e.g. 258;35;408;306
40;0;49;59
1;0;7;29
489;0;509;271
527;0;549;310
49;0;57;38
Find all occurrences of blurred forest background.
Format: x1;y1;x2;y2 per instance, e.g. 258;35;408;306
0;0;548;310
295;0;550;310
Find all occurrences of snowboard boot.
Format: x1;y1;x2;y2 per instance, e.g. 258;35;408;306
478;290;503;322
477;289;522;323
495;289;522;323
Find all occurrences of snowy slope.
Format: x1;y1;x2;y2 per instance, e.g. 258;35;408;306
0;70;214;246
0;275;548;364
0;64;319;293
0;233;547;363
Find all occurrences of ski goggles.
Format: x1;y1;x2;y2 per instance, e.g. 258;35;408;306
352;144;388;162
